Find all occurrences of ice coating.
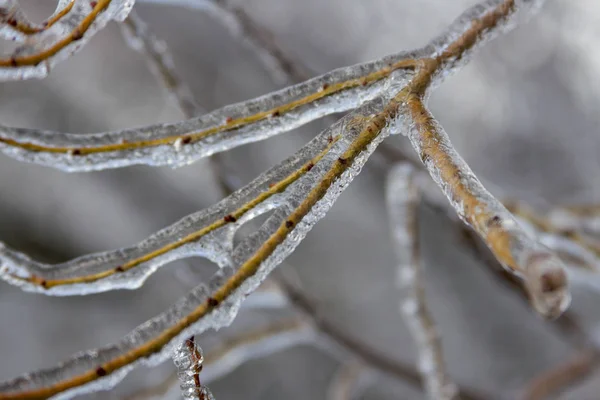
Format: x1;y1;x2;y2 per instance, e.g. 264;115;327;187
0;0;135;81
0;94;402;399
0;51;419;171
0;88;398;295
197;0;305;85
173;338;214;400
386;164;458;400
0;0;575;398
400;97;569;318
119;10;205;118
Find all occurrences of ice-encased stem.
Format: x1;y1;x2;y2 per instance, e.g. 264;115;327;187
0;91;403;399
173;337;215;400
0;50;419;171
386;164;458;400
0;0;135;80
401;93;570;319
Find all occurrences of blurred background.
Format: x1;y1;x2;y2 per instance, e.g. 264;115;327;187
2;0;600;398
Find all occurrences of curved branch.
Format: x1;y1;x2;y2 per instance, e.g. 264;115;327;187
0;52;418;171
0;0;134;80
0;0;75;37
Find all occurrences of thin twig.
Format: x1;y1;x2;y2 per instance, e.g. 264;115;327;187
327;361;369;400
120;10;205;117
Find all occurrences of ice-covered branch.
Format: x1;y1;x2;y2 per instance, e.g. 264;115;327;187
386;164;458;400
0;50;418;171
0;0;134;80
0;0;574;398
523;351;599;400
384;0;572;318
0;89;402;295
0;0;544;171
199;0;308;85
400;93;569;318
0;92;404;398
0;0;75;37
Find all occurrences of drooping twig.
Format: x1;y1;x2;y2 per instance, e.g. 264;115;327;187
386;164;458;400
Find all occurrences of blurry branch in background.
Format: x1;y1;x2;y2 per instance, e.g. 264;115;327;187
0;0;75;35
326;361;369;400
173;337;215;400
120;10;206;117
386;165;458;400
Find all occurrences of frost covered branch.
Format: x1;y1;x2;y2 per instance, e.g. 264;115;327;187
523;351;600;400
0;0;135;80
400;66;569;317
120;10;205;117
126;317;312;400
0;49;417;171
386;165;458;400
173;337;215;400
0;0;575;399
